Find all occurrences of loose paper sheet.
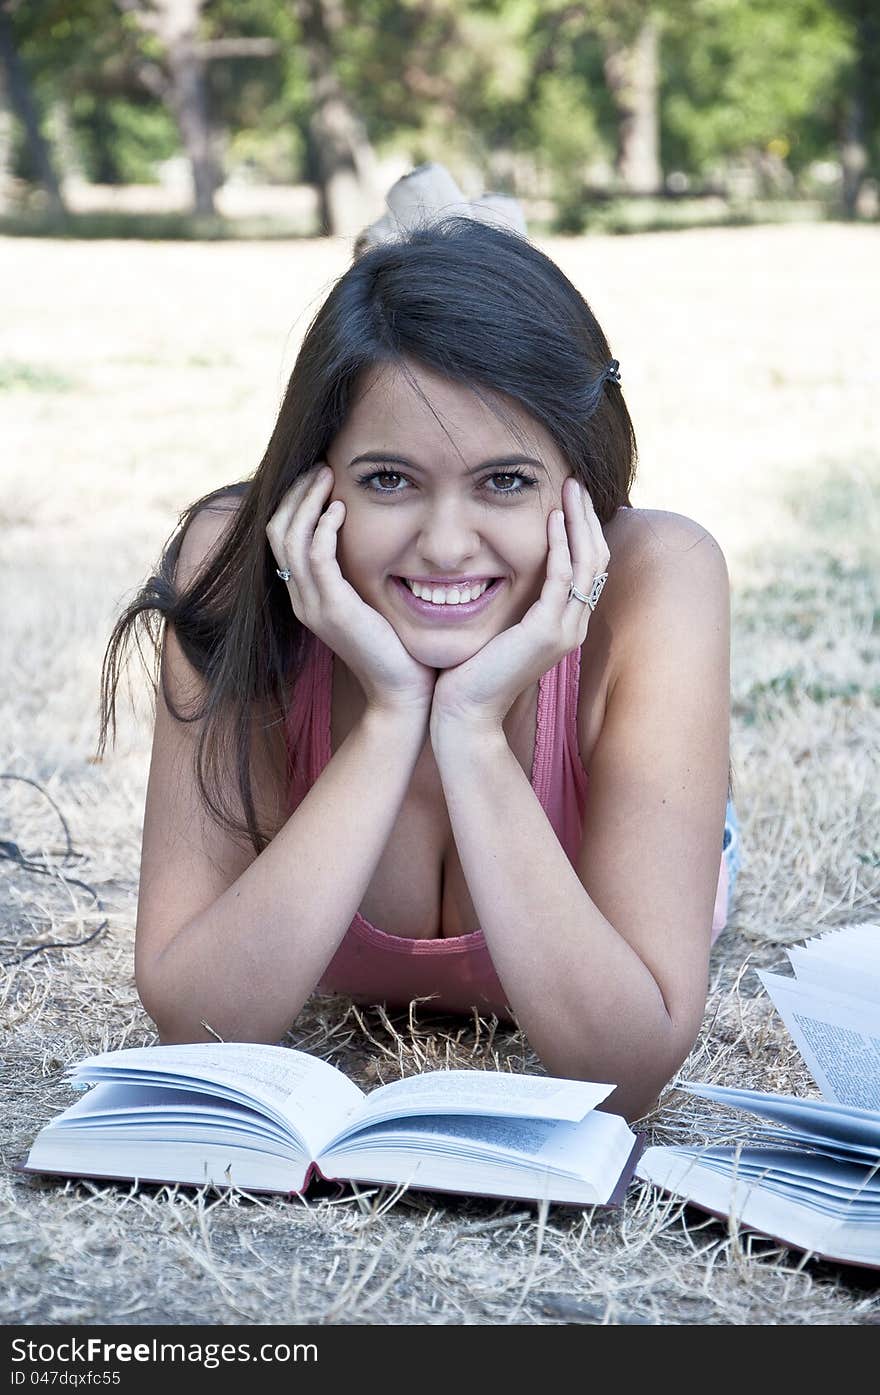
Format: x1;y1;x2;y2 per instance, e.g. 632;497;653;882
756;974;880;1111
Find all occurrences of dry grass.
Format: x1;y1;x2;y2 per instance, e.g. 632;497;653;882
1;223;878;1326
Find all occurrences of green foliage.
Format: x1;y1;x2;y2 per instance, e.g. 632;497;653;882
203;0;309;180
528;71;603;229
0;359;76;392
70;94;178;185
660;0;854;176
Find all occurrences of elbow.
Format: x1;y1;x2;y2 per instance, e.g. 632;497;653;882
135;943;298;1047
135;942;208;1045
135;966;190;1045
602;1021;702;1124
539;1011;702;1126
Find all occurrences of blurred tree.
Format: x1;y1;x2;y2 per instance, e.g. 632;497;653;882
661;0;853;189
292;0;380;236
3;0;873;230
459;1;667;224
116;0;222;215
111;0;284;210
5;0;177;188
494;1;664;198
199;0;304;187
830;0;880;216
0;55;14;204
602;8;661;193
0;0;65;213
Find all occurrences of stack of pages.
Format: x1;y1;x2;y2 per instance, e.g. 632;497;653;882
637;921;880;1267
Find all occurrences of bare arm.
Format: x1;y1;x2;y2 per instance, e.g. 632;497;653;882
431;519;731;1120
135;506;427;1044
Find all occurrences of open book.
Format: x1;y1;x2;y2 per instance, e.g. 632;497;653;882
19;1043;643;1207
637;921;880;1267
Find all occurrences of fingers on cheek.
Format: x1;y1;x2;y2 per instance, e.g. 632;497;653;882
556;511;573;568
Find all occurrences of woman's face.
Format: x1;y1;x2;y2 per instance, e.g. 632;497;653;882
325;359;572;671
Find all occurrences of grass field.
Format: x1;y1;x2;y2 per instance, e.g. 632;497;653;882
1;223;878;1325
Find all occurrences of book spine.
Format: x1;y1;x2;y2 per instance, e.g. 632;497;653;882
304;1160;346;1199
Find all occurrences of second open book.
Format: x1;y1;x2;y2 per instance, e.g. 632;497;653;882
636;921;880;1268
20;1044;642;1206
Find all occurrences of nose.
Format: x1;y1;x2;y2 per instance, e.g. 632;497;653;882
415;500;483;570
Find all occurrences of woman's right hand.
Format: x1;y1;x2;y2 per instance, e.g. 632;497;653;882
266;464;438;717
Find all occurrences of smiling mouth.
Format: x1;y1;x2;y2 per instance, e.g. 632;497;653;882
391;575;504;615
398;577;499;604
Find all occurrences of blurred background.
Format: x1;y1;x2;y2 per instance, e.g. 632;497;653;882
0;0;878;238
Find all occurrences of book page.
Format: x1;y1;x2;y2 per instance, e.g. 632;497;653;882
786;949;880;1005
798;921;879;961
51;1082;297;1147
636;1147;880;1266
681;1081;880;1148
336;1112;564;1158
755;973;880;1110
320;1109;637;1203
786;922;880;998
746;1124;880;1162
348;1070;613;1134
69;1044;364;1156
786;950;880;1004
690;1146;880;1210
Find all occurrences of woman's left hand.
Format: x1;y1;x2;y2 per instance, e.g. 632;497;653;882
430;476;611;736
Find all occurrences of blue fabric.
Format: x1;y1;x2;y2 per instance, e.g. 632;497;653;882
722;794;742;902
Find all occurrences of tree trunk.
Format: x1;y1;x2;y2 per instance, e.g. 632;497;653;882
48;98;85;186
156;0;220;216
0;3;65;216
0;54;15;211
840;91;866;218
603;13;661;195
293;0;378;238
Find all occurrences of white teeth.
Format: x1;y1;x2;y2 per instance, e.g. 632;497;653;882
404;579;492;605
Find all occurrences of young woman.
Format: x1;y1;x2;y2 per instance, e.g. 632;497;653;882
99;212;740;1122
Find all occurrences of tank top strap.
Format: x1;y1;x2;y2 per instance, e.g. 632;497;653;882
284;629;332;813
532;643;590;866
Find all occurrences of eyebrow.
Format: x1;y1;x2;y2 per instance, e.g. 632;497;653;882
347;451;548;474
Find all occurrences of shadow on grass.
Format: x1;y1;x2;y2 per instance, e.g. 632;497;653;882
0;209;320;241
2;199;871;242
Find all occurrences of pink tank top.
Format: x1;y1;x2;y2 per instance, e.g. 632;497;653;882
285;632;728;1023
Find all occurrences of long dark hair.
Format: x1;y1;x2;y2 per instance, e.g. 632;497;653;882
97;216;645;855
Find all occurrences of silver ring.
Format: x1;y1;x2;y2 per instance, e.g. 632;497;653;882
569;572;607;611
276;567;291;582
588;571;608;609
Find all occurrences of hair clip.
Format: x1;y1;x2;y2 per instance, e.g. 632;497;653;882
604;359;622;386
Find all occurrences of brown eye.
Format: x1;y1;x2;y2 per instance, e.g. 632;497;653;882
485;471;539;497
354;471;407;493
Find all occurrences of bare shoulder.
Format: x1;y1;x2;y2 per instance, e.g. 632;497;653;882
605;505;724;567
173;488;246;591
577;508;729;762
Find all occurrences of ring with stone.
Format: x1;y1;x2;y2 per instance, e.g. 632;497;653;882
587;572;607;609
